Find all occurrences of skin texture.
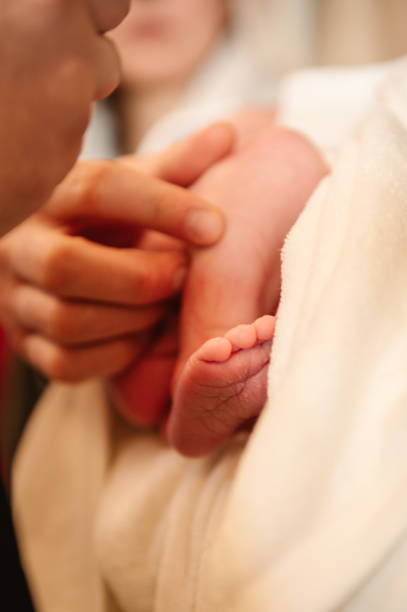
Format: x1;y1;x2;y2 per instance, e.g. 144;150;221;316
170;315;276;456
114;114;328;456
0;124;234;381
0;0;130;235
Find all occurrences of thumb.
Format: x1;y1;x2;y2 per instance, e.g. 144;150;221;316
131;122;236;186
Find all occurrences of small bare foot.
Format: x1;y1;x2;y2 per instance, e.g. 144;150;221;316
167;315;275;456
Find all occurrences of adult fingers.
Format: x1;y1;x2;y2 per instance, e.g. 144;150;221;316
50;159;226;247
9;227;188;305
20;332;149;382
135;122;236;185
11;285;165;346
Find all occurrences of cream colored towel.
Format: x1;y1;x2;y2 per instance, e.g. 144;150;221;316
12;60;407;611
276;61;394;158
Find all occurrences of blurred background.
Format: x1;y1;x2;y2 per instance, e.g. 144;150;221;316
81;0;407;160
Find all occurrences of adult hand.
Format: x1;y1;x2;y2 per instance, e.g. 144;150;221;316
0;0;130;235
0;123;234;381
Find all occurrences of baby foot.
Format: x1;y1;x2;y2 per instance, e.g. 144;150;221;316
167;315;275;456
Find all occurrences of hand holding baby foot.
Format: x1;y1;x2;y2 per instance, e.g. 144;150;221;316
0;124;233;381
166;116;328;456
110;116;327;453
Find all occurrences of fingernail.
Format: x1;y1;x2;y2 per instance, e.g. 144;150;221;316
185;209;224;245
173;266;188;291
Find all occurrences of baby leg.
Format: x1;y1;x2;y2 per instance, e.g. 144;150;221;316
168;123;327;453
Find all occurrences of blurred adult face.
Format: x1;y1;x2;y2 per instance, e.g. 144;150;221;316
109;0;227;88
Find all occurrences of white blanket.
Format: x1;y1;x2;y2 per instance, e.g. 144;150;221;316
12;60;407;611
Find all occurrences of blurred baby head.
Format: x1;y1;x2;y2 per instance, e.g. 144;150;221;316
109;0;228;88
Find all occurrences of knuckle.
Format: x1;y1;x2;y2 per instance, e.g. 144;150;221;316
130;267;158;303
151;187;171;221
40;241;75;294
131;254;182;303
47;302;77;344
73;160;113;212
